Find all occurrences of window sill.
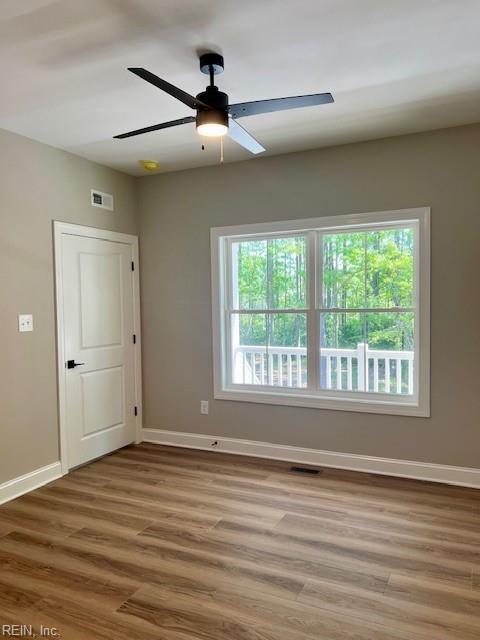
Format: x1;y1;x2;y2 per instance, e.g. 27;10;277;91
215;388;430;417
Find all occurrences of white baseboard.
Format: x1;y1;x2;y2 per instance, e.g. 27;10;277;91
0;462;63;505
142;428;480;489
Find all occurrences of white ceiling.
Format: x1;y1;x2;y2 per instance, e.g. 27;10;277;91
1;0;480;176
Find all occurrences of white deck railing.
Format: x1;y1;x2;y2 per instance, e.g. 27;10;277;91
234;343;414;394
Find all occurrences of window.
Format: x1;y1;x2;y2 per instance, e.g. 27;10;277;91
211;208;430;416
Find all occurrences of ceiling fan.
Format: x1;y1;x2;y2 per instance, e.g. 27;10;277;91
114;53;334;155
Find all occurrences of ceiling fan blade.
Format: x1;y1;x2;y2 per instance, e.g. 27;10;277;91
229;93;334;118
128;68;210;110
228;118;265;155
114;116;195;139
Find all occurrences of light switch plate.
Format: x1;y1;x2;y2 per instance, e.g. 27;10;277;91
18;314;33;332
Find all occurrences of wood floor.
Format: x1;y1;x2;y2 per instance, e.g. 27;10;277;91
1;444;480;639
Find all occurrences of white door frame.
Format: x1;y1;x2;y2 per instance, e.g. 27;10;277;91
53;221;142;475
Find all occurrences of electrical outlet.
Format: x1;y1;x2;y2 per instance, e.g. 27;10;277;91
200;400;209;415
18;314;33;332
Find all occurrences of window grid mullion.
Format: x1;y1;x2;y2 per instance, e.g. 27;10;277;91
307;230;319;392
229;308;309;314
224;240;233;387
317;230;324;392
317;308;415;313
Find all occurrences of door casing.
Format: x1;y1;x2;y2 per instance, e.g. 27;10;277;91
53;221;142;474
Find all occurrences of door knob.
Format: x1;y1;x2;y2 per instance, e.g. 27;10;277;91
67;360;85;369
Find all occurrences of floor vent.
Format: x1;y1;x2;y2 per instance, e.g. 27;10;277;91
289;466;321;475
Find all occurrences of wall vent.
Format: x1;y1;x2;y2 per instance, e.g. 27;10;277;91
91;189;114;211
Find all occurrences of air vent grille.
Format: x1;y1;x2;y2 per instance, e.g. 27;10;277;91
91;189;114;211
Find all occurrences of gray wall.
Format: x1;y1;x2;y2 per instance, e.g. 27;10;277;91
2;122;479;485
138;123;480;469
0;128;137;484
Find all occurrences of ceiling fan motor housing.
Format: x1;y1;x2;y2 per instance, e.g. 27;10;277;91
195;85;229;130
196;108;228;131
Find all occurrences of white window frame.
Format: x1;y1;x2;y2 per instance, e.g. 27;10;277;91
211;207;430;417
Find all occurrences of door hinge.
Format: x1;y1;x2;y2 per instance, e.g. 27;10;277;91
131;261;135;271
133;334;136;344
134;406;138;417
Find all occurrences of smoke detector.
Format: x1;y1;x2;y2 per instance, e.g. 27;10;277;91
139;160;160;172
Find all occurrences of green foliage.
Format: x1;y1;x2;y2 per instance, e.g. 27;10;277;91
235;237;306;346
235;237;306;310
322;228;414;350
234;228;414;351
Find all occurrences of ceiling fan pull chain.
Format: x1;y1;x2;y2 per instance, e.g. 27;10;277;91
220;136;224;163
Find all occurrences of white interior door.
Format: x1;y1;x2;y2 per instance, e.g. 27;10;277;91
59;229;139;469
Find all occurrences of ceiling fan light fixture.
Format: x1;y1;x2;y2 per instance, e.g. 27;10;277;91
196;109;228;137
197;123;228;137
